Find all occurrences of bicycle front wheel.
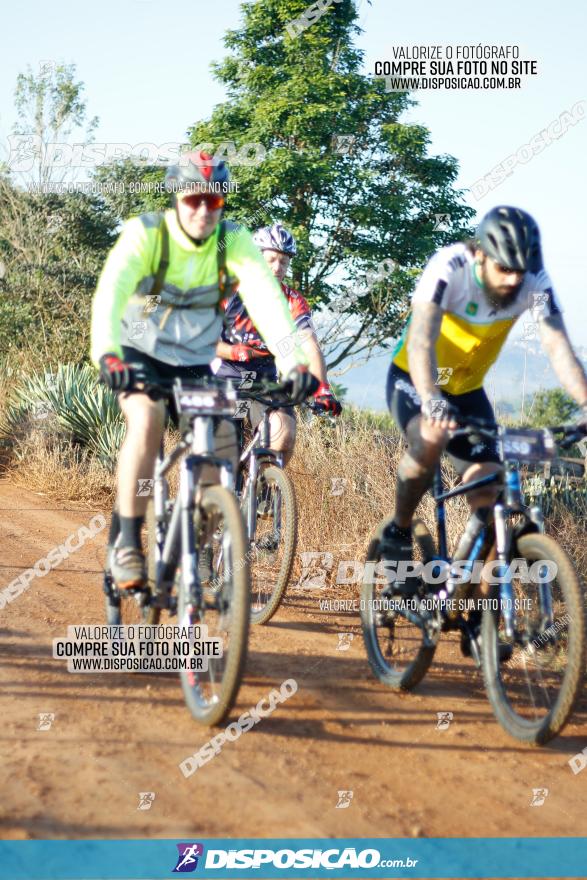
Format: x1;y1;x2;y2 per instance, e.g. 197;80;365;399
248;464;297;625
360;517;437;690
178;485;250;726
481;532;586;744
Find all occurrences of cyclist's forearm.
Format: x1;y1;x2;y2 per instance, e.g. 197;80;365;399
540;317;587;406
91;294;125;366
408;348;439;403
216;340;234;361
244;292;308;374
553;355;587;407
301;334;327;383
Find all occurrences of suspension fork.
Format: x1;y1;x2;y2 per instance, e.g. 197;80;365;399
246;450;260;539
179;457;200;609
493;503;516;639
153;444;169;571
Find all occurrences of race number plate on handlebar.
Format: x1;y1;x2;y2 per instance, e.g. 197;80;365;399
498;428;556;463
174;387;237;418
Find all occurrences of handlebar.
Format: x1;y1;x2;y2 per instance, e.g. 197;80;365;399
128;372;315;410
446;415;586;450
230;374;320;409
546;424;587;450
130;374;229;402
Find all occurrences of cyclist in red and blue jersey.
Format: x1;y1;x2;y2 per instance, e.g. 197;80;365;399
213;223;342;463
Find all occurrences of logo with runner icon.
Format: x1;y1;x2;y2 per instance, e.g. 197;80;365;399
335;790;354;809
530;788;549;807
172;843;205;872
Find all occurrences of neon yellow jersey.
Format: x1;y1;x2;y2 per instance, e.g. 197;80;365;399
91;210;309;375
392;243;562;394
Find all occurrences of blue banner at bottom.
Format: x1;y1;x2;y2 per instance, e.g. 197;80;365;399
0;837;586;879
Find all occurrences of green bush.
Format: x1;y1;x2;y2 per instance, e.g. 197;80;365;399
0;363;125;467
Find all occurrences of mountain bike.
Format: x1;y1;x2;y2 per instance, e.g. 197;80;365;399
361;417;587;744
103;377;249;726
233;381;300;625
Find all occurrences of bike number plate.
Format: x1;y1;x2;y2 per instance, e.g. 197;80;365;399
499;428;556;462
175;388;235;417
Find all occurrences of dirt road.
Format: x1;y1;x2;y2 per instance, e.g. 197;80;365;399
1;478;586;843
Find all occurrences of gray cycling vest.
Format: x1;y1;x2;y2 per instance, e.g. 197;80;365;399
120;213;236;366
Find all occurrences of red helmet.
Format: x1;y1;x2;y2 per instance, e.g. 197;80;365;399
165;150;230;193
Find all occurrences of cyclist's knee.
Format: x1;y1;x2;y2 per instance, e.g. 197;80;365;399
120;395;165;447
269;410;296;452
398;451;433;483
402;437;442;474
461;462;501;509
215;419;238;475
405;416;446;467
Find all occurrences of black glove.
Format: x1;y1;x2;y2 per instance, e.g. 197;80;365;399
285;366;320;405
99;353;135;392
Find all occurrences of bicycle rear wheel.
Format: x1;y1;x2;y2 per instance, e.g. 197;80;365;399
360;517;437;690
248;464;297;625
178;485;250;726
481;532;586;744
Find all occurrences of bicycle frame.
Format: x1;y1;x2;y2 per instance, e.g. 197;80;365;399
430;459;549;640
150;413;235;612
236;406;283;541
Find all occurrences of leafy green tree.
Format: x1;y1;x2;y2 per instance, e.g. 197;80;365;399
93;159;168;221
525;389;579;427
9;62;98;187
184;0;474;365
0;66;115;369
0;180;117;367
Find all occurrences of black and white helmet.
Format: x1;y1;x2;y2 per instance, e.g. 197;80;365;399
253;223;297;256
476;206;542;273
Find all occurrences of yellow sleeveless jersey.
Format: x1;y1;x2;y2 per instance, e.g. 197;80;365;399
392;243;561;395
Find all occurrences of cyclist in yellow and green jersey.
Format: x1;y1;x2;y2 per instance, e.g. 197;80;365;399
385;205;587;653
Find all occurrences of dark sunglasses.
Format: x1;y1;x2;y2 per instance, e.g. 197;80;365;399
179;192;225;211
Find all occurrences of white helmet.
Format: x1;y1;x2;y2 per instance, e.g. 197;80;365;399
253;223;297;256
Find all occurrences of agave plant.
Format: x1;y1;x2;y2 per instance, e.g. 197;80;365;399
0;363;125;467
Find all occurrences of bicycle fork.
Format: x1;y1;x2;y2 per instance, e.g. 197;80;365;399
244;453;259;540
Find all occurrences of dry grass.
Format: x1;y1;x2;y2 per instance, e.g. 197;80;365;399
1;402;584;585
6;429;116;506
288;412;472;590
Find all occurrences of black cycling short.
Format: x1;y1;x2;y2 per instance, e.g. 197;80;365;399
121;346;212;426
386;363;500;473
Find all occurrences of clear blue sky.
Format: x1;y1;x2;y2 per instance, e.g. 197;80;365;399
1;0;585;357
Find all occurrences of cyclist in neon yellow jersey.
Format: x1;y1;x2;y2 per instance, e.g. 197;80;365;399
385;206;587;653
91;151;315;589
